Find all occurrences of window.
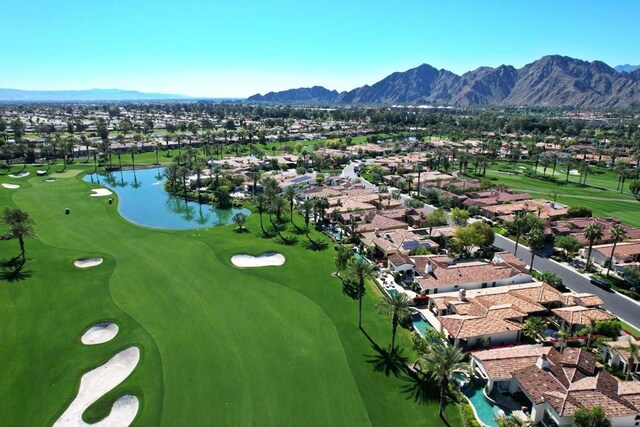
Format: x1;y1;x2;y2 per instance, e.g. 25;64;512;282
481;283;487;288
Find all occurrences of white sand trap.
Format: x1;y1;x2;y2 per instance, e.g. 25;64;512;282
569;169;580;176
8;171;29;178
37;170;48;176
75;258;104;268
90;188;113;197
231;252;285;267
81;322;119;345
2;183;20;189
46;178;56;182
54;347;140;427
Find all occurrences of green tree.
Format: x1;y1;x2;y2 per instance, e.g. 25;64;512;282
232;212;247;231
418;342;469;417
283;186;298;227
522;317;547;341
334;244;353;277
584;222;604;272
1;207;37;265
554;235;583;257
451;207;470;226
255;193;268;235
377;292;412;352
425;208;448;235
606;224;627;277
526;227;545;273
573;406;611;427
629;180;640;199
346;257;376;329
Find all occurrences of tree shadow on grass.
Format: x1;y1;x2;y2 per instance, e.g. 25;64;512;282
302;239;328;251
399;368;440;405
278;235;298;246
342;279;362;299
366;345;411;378
0;257;33;282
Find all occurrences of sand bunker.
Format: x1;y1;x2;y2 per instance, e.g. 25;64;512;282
8;171;29;178
37;170;48;176
569;169;580;176
46;178;56;182
54;347;140;427
74;258;104;268
231;252;285;267
81;322;119;345
90;188;113;197
2;183;20;189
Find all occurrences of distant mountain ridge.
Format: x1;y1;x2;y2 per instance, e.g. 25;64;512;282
615;64;640;73
0;88;190;102
248;55;640;107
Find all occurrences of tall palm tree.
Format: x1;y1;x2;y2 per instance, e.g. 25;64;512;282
346;258;376;329
584;222;604;272
299;198;316;241
418;342;469;418
284;186;298;227
508;212;528;256
1;207;37;265
526;227;545;273
377;292;412;352
557;327;570;354
625;341;639;381
256;193;268;235
606;224;627;277
586;319;598;348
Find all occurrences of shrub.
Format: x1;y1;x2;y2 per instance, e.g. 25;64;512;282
594;319;622;338
567;205;593;218
460;403;480;427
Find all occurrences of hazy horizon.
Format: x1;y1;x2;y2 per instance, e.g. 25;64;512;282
2;0;638;98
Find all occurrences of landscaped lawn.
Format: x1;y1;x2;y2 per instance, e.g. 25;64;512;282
473;161;640;227
0;166;460;426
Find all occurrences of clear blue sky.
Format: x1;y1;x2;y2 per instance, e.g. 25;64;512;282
2;0;638;97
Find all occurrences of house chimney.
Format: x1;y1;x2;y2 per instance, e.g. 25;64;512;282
375;228;380;237
459;289;467;302
535;353;550;371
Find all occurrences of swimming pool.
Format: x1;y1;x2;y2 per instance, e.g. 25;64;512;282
411;313;433;336
386;289;398;297
461;381;512;427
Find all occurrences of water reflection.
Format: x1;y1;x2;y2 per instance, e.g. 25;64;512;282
84;167;250;230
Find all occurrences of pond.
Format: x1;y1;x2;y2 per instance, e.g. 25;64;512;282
84;167;250;230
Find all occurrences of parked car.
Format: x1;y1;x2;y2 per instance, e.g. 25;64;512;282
590;277;612;291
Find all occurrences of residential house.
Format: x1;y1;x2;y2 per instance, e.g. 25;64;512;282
471;346;640;426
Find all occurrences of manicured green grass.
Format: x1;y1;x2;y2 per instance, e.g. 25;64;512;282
474;161;640;227
0;166;460;426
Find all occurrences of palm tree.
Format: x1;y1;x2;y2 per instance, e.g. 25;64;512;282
1;207;37;265
508;212;528;256
526;227;545;273
606;224;627;277
300;198;316;241
256;193;268;235
625;340;639;381
233;212;247;231
418;342;469;418
586;319;598;348
584;222;604;272
346;257;376;329
557;327;570;354
522;317;547;342
284;186;298;227
377;292;412;352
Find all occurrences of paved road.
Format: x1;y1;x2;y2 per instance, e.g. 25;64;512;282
341;161;640;329
493;235;640;329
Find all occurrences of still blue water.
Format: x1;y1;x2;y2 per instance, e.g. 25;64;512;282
411;313;433;335
84;168;250;230
462;381;512;427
